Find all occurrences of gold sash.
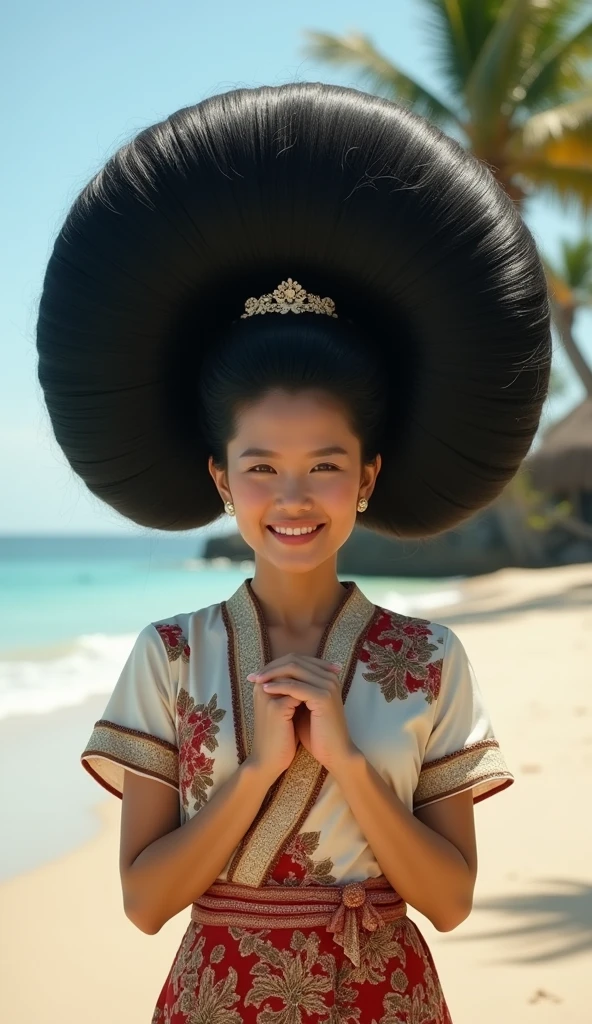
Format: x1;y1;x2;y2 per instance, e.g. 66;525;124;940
222;580;376;887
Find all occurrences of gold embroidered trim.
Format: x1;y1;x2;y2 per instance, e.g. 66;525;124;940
223;580;269;767
191;904;407;931
190;876;407;967
414;739;514;808
81;720;179;797
226;582;376;887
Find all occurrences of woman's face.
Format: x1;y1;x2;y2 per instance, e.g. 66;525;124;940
209;388;381;574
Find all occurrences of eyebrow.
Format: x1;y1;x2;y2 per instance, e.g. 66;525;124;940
239;446;349;458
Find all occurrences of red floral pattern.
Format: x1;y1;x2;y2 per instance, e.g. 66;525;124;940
177;689;227;812
151;914;453;1023
269;831;337;888
155;623;191;663
360;609;444;705
153;623;227;813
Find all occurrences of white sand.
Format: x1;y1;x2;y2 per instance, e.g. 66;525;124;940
1;563;591;1023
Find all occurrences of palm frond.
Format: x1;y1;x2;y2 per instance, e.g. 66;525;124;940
514;16;592;111
504;91;592;158
300;29;463;131
416;0;480;96
464;0;535;135
506;161;592;212
527;0;591;54
560;237;592;293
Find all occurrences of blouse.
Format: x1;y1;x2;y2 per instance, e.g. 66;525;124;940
81;579;514;888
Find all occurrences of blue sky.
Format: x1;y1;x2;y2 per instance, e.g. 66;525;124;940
2;0;591;535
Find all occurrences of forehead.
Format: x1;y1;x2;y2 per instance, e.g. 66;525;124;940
230;389;357;448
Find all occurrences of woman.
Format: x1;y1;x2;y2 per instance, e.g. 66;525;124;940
36;82;551;1022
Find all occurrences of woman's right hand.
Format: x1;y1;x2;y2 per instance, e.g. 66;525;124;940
248;677;301;781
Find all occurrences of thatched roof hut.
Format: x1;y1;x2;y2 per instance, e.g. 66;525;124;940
527;399;592;493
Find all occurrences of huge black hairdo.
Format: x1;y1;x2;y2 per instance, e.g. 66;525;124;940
36;82;552;538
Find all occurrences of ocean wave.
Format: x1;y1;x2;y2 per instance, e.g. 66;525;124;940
0;632;137;720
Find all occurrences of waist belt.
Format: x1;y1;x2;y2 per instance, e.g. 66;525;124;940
191;876;407;967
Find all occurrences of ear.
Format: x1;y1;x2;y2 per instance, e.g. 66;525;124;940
359;453;382;501
208;456;233;505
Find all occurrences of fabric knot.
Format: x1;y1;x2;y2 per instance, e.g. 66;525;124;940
342;882;366;908
327;882;387;967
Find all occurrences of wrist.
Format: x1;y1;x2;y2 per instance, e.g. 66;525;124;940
241;755;281;790
326;743;366;782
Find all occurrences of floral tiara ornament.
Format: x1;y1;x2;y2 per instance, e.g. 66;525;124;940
240;277;338;318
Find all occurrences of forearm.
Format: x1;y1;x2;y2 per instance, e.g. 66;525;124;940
331;749;472;931
125;758;277;933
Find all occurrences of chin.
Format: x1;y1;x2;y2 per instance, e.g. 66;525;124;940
249;536;336;573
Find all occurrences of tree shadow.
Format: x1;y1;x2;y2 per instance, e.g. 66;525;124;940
445;879;592;964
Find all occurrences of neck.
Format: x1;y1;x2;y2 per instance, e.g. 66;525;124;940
250;556;347;633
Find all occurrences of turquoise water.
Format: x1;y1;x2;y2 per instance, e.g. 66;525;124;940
0;535;460;719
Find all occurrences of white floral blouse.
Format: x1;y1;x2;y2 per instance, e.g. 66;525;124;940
81;580;514;888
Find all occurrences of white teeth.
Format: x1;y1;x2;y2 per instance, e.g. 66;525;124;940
271;525;319;535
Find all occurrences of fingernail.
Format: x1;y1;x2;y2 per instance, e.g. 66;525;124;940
331;663;343;670
247;673;258;682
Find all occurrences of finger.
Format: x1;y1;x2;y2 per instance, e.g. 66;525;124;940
248;659;341;683
254;654;343;673
261;679;323;703
252;682;302;708
249;663;338;686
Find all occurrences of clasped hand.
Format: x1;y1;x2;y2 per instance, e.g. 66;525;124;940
247;653;358;772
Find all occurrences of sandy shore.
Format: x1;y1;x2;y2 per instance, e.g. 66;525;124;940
1;562;590;1023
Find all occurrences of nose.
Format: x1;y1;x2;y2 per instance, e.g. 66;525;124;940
275;479;313;513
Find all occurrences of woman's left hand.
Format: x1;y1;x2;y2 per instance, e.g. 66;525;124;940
247;654;359;772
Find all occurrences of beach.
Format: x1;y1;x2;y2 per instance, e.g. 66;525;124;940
1;561;590;1023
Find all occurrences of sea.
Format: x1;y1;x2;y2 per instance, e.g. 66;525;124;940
0;535;464;722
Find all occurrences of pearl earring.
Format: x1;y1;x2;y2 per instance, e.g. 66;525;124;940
224;501;236;516
357;497;368;513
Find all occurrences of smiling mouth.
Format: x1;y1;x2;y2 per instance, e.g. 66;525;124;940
266;523;326;543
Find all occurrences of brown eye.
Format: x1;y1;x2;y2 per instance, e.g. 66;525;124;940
312;463;339;472
249;464;275;473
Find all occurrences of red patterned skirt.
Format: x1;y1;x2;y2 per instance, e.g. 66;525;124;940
151;875;453;1023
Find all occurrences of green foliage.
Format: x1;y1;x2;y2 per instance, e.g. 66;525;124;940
509;466;572;530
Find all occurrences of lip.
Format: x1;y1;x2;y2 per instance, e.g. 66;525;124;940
266;523;326;545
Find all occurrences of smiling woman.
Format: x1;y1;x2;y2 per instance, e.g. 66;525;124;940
208;389;381;571
36;81;551;1022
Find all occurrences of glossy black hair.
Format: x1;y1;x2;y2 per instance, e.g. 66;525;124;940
36;82;551;536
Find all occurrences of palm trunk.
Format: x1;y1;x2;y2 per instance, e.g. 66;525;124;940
550;299;592;398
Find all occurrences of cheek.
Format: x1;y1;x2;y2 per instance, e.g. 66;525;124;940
317;474;358;511
228;475;275;518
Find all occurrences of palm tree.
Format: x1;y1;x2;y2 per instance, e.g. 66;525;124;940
302;0;592;387
542;236;592;396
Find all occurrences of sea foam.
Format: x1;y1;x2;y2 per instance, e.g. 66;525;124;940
0;632;137;720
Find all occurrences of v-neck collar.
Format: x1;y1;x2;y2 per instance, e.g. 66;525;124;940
242;577;358;663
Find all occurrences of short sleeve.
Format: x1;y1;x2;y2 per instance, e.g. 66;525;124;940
81;623;179;799
413;626;514;810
